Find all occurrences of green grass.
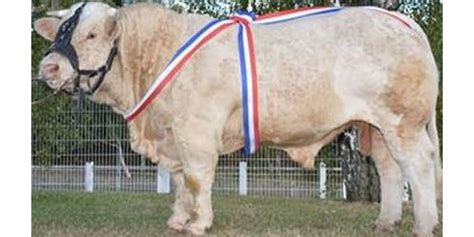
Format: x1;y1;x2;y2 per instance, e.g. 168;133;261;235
32;192;442;237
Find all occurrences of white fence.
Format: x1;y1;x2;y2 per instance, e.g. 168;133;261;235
32;161;346;199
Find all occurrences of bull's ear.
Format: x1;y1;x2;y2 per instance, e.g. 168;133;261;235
34;17;60;42
105;8;121;41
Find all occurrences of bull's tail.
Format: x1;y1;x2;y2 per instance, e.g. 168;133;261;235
427;111;442;201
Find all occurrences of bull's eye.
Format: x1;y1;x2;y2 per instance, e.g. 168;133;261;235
87;33;96;40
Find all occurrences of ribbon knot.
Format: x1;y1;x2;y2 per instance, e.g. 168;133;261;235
230;11;256;25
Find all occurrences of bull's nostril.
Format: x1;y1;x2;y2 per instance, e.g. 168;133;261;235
43;63;60;77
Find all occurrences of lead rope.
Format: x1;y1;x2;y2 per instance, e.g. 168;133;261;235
31;77;69;105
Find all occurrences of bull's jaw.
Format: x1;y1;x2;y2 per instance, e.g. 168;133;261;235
86;57;133;114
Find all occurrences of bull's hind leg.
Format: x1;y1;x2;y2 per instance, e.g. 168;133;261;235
383;130;438;237
167;171;194;232
370;128;404;231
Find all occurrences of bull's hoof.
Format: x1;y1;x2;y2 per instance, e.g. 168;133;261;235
166;215;190;233
185;222;208;236
412;218;438;237
412;231;434;237
372;220;401;232
167;220;186;233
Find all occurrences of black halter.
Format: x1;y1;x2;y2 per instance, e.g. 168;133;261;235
45;2;118;96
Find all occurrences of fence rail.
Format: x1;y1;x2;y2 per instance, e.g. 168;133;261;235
32;162;346;199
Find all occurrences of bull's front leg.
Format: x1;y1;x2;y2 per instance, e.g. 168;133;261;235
167;171;194;232
174;126;219;235
147;154;194;232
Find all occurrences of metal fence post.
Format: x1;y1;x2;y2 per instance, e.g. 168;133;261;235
342;179;347;200
116;155;122;192
140;155;146;169
85;162;94;192
239;161;248;196
319;162;327;199
157;164;170;193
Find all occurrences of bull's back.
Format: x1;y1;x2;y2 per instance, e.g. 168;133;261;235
250;8;435;146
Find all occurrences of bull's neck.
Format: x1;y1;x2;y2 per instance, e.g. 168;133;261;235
90;6;206;118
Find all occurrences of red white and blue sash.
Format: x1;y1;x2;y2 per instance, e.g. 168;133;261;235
124;6;412;154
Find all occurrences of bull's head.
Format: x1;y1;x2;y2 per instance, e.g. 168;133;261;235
34;2;120;94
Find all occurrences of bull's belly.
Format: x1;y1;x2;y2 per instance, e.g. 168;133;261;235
261;122;342;147
221;93;353;155
221;105;355;170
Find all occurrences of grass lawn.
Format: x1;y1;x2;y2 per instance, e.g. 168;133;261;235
32;192;442;237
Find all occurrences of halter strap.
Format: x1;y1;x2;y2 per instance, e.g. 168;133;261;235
79;42;118;95
46;2;87;71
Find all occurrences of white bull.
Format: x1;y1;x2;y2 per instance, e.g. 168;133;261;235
34;2;441;236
